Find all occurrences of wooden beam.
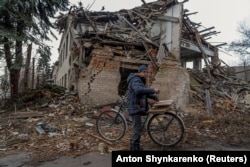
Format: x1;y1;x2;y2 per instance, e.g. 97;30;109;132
199;26;215;33
215;43;227;47
113;56;150;65
153;15;179;23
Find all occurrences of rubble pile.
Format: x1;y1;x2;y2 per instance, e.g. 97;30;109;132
0;97;95;162
188;64;250;113
57;0;178;47
0;82;250;164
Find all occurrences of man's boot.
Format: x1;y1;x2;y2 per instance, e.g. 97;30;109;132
130;144;137;151
130;144;142;151
134;144;140;151
130;144;134;151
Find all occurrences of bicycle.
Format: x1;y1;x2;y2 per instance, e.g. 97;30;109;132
96;96;185;147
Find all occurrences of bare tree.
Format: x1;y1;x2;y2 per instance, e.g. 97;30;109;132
227;22;250;65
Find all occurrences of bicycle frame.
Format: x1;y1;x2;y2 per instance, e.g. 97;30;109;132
110;108;128;131
112;98;183;131
96;97;185;146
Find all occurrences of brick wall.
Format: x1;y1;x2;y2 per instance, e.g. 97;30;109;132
78;55;121;106
78;54;190;108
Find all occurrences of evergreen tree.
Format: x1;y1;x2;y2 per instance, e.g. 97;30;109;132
0;0;69;98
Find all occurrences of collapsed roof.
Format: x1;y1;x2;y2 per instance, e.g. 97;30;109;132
55;0;222;70
55;0;250;112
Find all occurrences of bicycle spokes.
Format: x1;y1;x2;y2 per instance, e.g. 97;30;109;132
96;110;127;141
147;113;184;147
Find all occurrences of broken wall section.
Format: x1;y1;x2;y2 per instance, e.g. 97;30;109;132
78;54;121;106
152;63;190;109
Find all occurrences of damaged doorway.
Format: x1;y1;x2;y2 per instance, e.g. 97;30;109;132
118;67;137;96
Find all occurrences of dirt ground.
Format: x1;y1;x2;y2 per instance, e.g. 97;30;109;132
1;102;250;165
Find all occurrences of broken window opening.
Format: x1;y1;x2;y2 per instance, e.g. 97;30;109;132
83;48;92;66
118;67;137;96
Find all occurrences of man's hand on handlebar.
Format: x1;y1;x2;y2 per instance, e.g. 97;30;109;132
154;88;160;94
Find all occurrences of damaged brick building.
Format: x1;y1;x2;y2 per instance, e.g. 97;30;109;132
53;0;223;108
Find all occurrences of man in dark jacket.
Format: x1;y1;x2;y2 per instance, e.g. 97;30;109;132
127;65;159;151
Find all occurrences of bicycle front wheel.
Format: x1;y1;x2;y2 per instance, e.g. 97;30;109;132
96;109;127;141
147;112;184;147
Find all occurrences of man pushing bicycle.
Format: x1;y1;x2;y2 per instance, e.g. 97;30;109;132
127;64;160;151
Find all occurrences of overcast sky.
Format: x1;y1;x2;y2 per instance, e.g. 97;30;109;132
48;0;250;65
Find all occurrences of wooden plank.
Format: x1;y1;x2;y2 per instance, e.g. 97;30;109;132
153;100;174;107
6;112;44;119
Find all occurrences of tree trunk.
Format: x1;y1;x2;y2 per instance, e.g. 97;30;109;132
12;17;24;97
24;43;32;89
3;38;22;98
10;69;20;98
2;11;14;98
32;57;35;89
11;38;23;98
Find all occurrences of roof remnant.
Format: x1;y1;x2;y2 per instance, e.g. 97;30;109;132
55;0;221;65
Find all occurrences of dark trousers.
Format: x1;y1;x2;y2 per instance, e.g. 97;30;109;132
130;114;142;146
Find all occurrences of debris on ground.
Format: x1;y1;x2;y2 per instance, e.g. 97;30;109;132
1;0;250;164
1;83;250;164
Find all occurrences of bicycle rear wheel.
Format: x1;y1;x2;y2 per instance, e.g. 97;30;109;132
147;112;184;147
96;109;127;141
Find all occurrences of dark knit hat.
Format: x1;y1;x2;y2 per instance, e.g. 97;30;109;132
138;65;148;73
